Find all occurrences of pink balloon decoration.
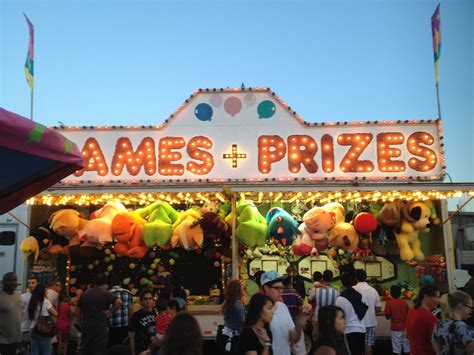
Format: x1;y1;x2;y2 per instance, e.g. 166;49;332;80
224;96;242;116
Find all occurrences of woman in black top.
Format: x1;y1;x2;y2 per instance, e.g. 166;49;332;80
239;293;274;355
313;305;348;355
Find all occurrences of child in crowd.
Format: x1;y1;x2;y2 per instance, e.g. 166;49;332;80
57;292;74;355
385;285;410;355
155;298;173;340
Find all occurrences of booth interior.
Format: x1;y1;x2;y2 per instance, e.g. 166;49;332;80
21;183;474;307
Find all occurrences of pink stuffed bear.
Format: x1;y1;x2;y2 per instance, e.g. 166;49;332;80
79;201;127;245
293;207;336;256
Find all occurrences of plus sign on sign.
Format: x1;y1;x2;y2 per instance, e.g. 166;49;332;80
57;89;445;184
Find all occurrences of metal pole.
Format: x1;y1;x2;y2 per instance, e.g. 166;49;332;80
231;193;238;279
442;196;473;225
30;86;34;120
435;83;442;120
440;199;456;291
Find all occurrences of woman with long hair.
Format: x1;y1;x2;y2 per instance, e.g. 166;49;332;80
28;283;57;355
406;284;440;355
159;312;203;355
313;305;348;355
239;293;275;355
432;290;474;354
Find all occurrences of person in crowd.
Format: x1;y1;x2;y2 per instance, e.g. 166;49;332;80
462;266;474;327
56;292;73;355
313;305;348;355
20;275;39;349
108;274;133;348
0;272;22;355
261;271;309;355
286;265;306;300
254;270;265;295
384;285;410;355
171;285;186;311
46;281;61;309
129;289;158;355
167;300;180;316
155;298;173;341
335;272;367;355
406;284;440;355
77;272;120;355
432;290;474;354
240;293;274;355
309;270;339;342
219;279;245;353
157;262;172;299
353;269;381;355
28;283;58;355
159;312;203;355
281;276;303;323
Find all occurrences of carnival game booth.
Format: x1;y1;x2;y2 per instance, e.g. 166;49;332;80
21;88;474;338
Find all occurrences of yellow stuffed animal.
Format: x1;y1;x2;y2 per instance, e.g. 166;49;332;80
171;209;203;250
395;202;431;261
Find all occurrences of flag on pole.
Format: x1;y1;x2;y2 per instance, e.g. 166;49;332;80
431;4;441;85
23;13;34;89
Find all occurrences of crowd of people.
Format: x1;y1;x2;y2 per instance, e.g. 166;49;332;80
1;265;474;355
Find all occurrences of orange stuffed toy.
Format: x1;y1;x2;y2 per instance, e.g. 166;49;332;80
111;213;148;259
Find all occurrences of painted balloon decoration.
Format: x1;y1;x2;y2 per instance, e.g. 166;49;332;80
224;96;242;117
243;93;257;107
257;100;276;119
209;94;223;108
195;103;213;121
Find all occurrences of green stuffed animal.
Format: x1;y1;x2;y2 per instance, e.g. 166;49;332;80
229;199;268;247
134;201;180;247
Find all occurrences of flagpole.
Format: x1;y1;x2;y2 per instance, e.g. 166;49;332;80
30;85;34;120
435;82;442;120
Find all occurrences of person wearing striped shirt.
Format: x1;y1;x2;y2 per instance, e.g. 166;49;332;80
309;270;339;341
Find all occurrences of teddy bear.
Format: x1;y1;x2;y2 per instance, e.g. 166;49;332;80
266;207;300;246
48;209;95;259
229;199;268;248
395;201;432;261
79;201;127;245
293;206;336;256
111;212;148;258
171;208;204;250
198;211;231;258
328;222;360;253
26;222;69;255
134;201;180;247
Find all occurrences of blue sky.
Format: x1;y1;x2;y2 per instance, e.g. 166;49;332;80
1;0;473;185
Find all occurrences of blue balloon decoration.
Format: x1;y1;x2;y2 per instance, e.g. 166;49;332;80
195;103;213;121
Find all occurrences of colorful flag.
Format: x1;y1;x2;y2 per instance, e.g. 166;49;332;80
431;4;441;85
24;13;34;89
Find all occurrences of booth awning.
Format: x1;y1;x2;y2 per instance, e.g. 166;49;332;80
0;108;84;214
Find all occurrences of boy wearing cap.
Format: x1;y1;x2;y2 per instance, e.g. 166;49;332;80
261;271;309;355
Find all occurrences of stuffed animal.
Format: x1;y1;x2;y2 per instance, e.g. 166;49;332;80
266;207;300;246
202;202;219;214
322;202;345;225
395;202;431;261
79;202;127;245
20;237;39;260
328;222;360;253
231;199;268;248
112;212;148;258
27;222;69;255
171;209;203;250
353;212;378;248
424;200;441;225
198;212;231;258
135;201;180;247
378;200;405;227
48;209;94;258
293;206;336;256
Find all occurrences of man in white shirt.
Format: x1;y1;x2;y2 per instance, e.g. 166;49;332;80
261;271;309;355
353;269;382;355
19;276;38;352
335;272;367;355
46;281;61;309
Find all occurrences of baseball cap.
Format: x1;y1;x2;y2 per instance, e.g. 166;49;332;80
420;275;436;286
260;271;284;287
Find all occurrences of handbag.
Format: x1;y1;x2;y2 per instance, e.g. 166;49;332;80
216;325;240;354
33;300;56;337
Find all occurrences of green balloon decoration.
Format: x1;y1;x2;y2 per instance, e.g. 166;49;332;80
257;100;276;119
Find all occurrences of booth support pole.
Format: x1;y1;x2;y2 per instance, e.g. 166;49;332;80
440;199;456;292
231;193;238;280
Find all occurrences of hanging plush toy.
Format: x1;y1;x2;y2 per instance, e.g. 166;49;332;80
20;237;39;260
353;212;378;249
322;202;345;225
171;209;203;250
134;201;180;247
79;201;127;245
27;222;69;255
424;200;441;225
266;207;300;246
230;199;268;248
198;212;231;258
395;202;431;261
293;207;336;256
111;212;148;258
328;222;360;253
